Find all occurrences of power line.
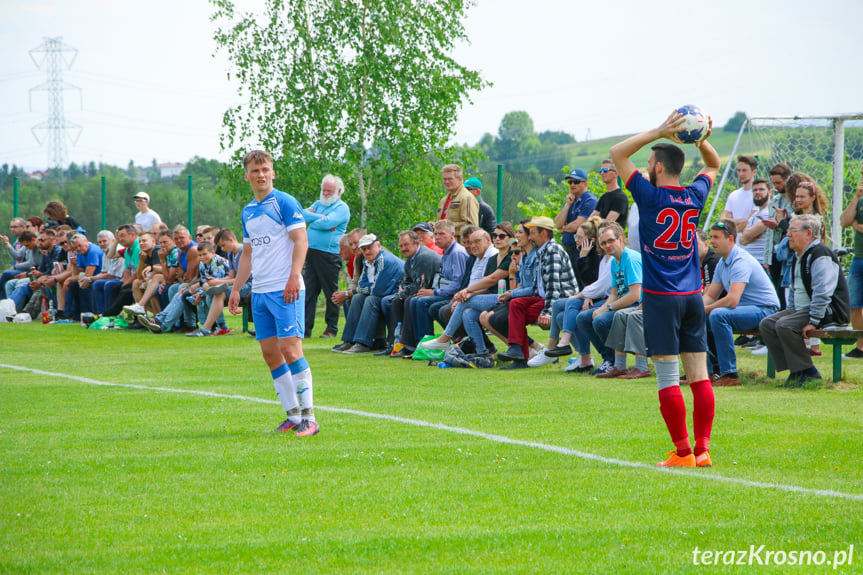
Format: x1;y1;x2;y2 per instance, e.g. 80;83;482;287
29;37;83;170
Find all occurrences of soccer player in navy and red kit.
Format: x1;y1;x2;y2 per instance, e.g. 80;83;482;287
611;111;721;467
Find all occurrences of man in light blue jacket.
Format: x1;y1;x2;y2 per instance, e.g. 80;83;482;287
303;174;351;338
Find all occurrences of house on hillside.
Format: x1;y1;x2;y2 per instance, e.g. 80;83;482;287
157;162;185;179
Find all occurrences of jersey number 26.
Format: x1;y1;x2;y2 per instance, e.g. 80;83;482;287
654;208;699;250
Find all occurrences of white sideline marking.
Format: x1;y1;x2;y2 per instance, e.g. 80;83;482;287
3;363;862;502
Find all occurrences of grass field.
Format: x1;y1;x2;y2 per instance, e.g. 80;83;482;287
2;312;862;574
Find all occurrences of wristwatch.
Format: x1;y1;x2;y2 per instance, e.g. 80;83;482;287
606;303;612;311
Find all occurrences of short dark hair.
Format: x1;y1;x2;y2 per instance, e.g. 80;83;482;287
769;163;792;179
197;240;215;253
460;225;480;241
20;230;37;242
158;230;174;241
752;178;770;188
116;224;137;235
737;155;758;170
215;228;236;244
651;143;685;176
710;218;737;239
398;230;419;243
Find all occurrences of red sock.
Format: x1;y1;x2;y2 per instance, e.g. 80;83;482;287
690;379;715;456
658;386;690;456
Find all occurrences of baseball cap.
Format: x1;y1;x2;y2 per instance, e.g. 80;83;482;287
463;177;482;190
565;168;588;182
411;222;433;234
524;216;556;231
358;233;378;248
133;192;150;201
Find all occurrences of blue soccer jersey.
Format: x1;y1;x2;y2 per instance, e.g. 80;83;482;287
626;171;711;295
241;189;307;294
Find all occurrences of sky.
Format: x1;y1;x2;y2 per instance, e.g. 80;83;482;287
1;0;862;171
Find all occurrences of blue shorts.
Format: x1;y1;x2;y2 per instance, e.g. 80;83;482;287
849;258;863;309
642;292;706;356
251;290;305;341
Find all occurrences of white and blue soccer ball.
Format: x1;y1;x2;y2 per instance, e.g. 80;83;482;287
676;105;708;144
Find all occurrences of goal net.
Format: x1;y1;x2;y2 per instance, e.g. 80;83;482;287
704;114;863;248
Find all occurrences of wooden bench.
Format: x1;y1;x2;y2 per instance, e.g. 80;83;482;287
736;328;863;383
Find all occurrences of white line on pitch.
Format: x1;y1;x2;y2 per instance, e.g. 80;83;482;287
3;363;861;503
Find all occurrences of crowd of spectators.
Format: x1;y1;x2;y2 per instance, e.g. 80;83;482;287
3;156;861;387
320;158;861;387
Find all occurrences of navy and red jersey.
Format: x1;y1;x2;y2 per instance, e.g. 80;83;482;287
626;171;712;295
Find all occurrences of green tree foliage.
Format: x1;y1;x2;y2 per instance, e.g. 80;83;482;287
538;130;576;146
723;111;748;133
210;0;487;240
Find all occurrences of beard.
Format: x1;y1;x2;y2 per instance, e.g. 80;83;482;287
319;192;340;207
648;167;656;186
753;195;768;207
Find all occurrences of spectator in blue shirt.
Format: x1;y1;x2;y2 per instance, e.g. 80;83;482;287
554;167;598;273
303;174;351;339
66;233;104;319
703;219;780;387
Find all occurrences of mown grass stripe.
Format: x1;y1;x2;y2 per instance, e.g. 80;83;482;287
3;362;862;502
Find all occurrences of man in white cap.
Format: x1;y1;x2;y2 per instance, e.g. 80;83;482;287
133;192;161;232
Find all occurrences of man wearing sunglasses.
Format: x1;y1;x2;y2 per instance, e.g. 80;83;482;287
554;167;597;273
704;219;779;387
589;160;629;226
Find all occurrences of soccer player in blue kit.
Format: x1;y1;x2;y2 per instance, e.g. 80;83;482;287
228;150;319;437
610;112;720;467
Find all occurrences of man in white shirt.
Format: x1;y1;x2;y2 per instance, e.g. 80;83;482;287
739;178;772;266
133;192;162;232
721;154;758;232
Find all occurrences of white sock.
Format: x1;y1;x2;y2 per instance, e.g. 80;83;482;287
271;364;301;423
294;368;315;422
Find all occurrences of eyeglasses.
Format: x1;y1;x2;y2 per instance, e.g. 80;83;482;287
567;179;586;185
600;237;618;246
493;232;509;239
787;227;804;234
195;233;203;238
511;249;522;255
599;168;616;174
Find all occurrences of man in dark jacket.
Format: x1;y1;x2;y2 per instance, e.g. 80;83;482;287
759;215;850;386
464;177;496;236
379;230;442;355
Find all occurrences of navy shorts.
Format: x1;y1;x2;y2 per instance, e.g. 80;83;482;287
642;291;706;356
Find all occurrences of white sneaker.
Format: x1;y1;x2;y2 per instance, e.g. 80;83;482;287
123;303;146;317
528;343;545;359
528;350;558;367
419;338;451;351
751;344;769;355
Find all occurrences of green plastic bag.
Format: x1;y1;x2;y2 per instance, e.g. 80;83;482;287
88;316;130;330
411;334;446;361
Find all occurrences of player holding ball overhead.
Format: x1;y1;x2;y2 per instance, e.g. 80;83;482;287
609;110;720;468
